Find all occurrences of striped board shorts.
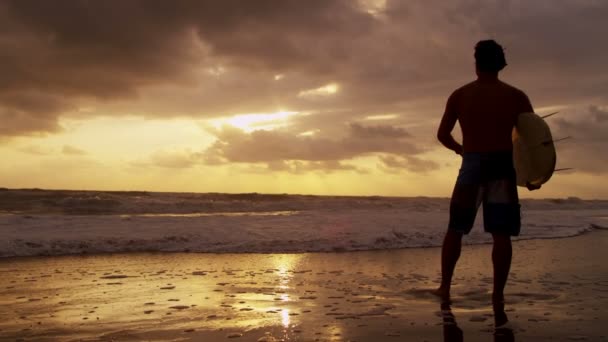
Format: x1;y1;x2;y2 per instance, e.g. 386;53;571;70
449;151;521;236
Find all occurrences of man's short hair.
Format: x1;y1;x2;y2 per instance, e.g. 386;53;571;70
475;40;507;73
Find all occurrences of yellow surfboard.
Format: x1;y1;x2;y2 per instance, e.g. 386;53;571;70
512;112;556;187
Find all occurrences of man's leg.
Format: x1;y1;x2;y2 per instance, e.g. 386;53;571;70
491;233;512;301
436;229;463;299
437;153;480;300
484;177;518;327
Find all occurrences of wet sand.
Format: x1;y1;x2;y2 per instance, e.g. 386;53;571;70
0;231;607;342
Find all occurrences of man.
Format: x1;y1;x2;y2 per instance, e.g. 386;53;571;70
435;40;536;327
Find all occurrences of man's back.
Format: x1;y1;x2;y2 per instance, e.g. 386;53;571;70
447;80;533;153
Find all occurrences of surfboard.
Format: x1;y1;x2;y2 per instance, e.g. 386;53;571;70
512;112;556;187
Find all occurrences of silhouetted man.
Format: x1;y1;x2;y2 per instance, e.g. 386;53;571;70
435;40;536;327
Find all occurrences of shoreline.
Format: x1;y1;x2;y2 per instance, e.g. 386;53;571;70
1;229;606;341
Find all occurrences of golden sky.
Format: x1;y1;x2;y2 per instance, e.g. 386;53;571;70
1;0;607;198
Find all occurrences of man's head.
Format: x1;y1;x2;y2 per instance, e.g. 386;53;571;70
474;40;507;74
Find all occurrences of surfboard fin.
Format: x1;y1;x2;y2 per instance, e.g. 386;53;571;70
541;111;559;119
541;136;572;146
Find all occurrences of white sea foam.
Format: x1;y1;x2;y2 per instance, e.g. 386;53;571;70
0;190;607;257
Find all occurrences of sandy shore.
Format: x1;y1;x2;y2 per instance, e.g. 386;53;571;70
1;230;607;342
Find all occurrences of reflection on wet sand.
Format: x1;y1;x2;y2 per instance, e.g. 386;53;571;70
440;301;464;342
439;300;515;342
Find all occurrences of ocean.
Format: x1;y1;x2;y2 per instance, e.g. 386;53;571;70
1;189;607;257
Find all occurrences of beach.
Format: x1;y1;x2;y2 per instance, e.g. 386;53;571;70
1;229;606;341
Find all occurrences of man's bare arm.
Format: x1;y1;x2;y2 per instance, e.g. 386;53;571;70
437;94;463;155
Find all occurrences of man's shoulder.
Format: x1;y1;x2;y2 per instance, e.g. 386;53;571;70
499;80;529;98
450;81;476;98
456;81;477;92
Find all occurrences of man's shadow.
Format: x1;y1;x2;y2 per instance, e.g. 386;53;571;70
439;301;515;342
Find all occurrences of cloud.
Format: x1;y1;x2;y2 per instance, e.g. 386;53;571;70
2;0;608;190
203;122;424;165
17;144;53;156
297;83;340;99
266;160;363;174
349;122;410;139
141;149;202;169
17;144;87;156
62;145;87;156
0;106;63;136
551;105;608;174
0;0;373;136
379;154;440;173
590;105;608;123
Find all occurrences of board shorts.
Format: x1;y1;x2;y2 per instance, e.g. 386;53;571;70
449;151;521;236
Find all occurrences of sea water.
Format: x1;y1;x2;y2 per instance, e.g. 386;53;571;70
1;190;607;257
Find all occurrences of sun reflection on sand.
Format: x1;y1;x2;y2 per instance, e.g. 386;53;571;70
272;254;301;330
277;263;292;291
281;308;291;328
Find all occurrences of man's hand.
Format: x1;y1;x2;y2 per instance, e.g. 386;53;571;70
526;182;541;191
454;146;464;156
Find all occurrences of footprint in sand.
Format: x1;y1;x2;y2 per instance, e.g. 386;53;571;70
169;305;189;310
100;275;129;279
469;315;487;322
257;332;278;341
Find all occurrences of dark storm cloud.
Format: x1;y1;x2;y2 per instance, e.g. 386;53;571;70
0;0;372;135
2;0;608;176
443;0;608;104
2;0;606;124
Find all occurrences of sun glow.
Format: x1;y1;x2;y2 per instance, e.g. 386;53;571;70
358;0;387;18
209;111;298;132
298;129;320;137
298;83;340;98
364;114;399;121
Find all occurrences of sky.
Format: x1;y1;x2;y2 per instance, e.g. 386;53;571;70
1;0;607;198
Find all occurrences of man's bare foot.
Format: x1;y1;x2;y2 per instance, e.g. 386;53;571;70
432;287;451;302
494;308;509;327
492;293;508;327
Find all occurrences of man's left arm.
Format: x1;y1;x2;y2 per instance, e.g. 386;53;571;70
437;93;463;155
